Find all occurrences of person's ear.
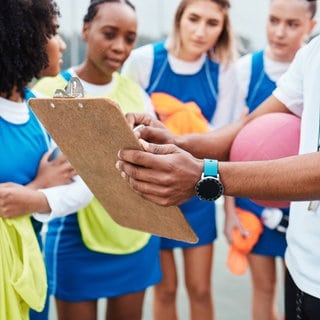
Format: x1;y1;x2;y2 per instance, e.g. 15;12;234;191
82;23;90;42
308;19;317;37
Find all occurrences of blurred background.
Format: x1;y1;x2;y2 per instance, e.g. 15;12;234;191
54;0;320;69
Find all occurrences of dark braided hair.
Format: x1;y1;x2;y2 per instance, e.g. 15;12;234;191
0;0;60;99
83;0;135;23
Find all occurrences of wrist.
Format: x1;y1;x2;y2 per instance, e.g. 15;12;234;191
195;159;224;201
31;190;51;213
27;180;41;190
174;134;187;150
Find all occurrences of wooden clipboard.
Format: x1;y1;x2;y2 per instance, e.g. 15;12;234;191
29;97;198;243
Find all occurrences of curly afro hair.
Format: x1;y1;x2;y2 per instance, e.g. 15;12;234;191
0;0;60;98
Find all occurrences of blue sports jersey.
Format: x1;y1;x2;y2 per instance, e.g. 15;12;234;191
146;41;220;248
235;51;288;257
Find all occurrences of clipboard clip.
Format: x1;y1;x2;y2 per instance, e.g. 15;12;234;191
54;77;84;98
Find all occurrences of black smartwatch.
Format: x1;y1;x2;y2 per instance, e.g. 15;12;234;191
195;159;224;201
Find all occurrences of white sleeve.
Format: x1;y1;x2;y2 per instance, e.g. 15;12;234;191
32;175;93;222
121;44;154;89
139;87;157;117
273;47;305;117
235;53;252;108
211;62;245;128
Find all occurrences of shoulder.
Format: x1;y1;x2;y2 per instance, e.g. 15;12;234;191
290;36;320;70
236;52;253;72
301;36;320;63
128;43;154;61
122;44;156;88
114;73;143;92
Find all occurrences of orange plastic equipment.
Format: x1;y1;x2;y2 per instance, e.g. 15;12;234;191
227;208;263;275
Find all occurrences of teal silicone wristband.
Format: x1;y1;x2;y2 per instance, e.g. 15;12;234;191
203;159;218;177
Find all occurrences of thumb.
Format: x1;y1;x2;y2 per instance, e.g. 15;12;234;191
40;150;51;163
239;224;250;238
139;139;179;155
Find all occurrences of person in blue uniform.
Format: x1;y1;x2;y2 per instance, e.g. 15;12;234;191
0;1;92;320
32;1;161;319
121;0;242;318
223;0;317;319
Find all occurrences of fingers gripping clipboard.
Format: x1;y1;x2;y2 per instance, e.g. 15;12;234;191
29;97;198;243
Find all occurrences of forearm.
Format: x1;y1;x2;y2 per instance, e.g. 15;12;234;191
33;175;93;222
220;152;320;201
0;183;51;219
27;190;51;213
175;120;245;160
175;95;291;160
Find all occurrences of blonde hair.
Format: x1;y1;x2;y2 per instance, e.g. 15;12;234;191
167;0;238;64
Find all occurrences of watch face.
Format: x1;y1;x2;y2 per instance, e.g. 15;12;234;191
196;177;224;201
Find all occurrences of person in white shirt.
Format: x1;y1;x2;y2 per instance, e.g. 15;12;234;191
224;1;317;319
117;31;320;320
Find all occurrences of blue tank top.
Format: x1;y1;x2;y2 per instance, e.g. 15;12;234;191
245;50;276;112
0;104;49;184
0;90;50;239
236;50;288;216
146;41;219;122
146;41;220;246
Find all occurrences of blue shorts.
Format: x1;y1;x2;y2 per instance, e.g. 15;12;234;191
236;197;288;257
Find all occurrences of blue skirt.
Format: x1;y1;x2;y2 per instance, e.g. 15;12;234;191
236;198;287;258
161;196;217;249
45;213;162;301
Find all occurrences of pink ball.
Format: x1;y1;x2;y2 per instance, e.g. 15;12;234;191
230;112;301;208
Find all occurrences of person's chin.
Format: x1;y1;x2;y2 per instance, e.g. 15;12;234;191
270;47;290;61
106;59;123;71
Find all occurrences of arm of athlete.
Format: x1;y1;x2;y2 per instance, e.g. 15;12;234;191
117;140;320;206
126;95;290;160
117;95;310;206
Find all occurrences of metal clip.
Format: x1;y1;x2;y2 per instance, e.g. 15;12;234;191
53;77;84;98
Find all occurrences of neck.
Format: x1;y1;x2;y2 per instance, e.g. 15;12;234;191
75;61;113;85
265;46;294;63
175;50;202;62
0;87;23;102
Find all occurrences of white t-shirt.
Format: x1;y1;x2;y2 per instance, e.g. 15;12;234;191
67;68;156;117
273;35;320;298
122;42;243;128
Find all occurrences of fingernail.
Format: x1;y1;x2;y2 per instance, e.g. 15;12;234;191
120;171;126;179
139;139;148;151
115;161;120;170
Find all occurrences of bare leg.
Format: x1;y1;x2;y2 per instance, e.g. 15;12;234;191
248;254;278;320
153;249;178;320
55;298;97;320
183;243;214;320
106;290;145;320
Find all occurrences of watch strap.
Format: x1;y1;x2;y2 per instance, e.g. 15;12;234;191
203;159;218;177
